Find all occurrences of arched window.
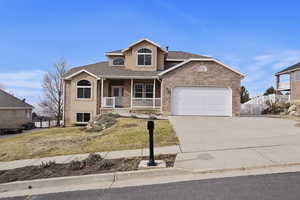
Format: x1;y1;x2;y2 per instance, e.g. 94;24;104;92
77;80;91;99
137;48;152;66
112;58;124;66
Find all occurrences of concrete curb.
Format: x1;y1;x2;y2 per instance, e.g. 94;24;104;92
3;163;300;198
0;168;185;197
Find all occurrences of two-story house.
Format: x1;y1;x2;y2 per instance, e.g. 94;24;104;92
63;39;244;125
275;62;300;101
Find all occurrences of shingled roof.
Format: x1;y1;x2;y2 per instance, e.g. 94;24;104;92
64;50;210;79
64;62;160;79
166;51;210;59
276;62;300;75
0;89;33;109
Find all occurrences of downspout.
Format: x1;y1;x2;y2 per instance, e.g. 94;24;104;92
157;77;163;113
62;79;66;127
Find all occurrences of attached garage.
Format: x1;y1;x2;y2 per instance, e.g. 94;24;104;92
171;87;232;116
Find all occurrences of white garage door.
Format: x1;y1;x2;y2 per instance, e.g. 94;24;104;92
171;87;232;116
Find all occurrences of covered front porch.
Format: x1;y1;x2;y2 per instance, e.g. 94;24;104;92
100;78;162;110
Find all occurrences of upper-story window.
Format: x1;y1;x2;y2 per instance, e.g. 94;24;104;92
77;80;91;99
137;48;152;66
112;58;124;66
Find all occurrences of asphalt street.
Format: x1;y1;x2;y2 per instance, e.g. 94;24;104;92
3;172;300;200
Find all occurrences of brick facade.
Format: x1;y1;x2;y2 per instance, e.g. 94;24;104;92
161;61;242;116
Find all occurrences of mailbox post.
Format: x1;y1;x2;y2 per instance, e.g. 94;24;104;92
147;120;156;166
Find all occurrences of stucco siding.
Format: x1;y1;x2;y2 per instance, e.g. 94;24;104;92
64;72;98;125
125;41;158;71
161;61;242;116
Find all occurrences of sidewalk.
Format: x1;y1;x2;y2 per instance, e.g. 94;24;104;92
175;144;300;172
0;145;181;170
2;143;300;173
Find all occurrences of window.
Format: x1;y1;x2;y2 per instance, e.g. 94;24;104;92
137;48;152;66
112;58;124;66
134;83;153;98
145;84;153;98
76;113;91;123
296;70;300;81
134;84;143;98
77;80;91;99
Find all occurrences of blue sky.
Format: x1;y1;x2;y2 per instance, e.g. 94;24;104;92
0;0;300;107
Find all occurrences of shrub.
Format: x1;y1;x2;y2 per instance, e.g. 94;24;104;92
68;160;85;170
84;153;103;166
98;159;114;170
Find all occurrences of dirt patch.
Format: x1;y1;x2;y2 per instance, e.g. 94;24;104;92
121;123;138;128
0;154;176;184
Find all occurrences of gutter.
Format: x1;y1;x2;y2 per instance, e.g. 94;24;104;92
275;67;300;76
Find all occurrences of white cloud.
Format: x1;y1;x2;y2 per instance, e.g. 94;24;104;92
0;70;45;106
7;88;42;98
248;50;300;71
0;70;45;89
241;49;300;97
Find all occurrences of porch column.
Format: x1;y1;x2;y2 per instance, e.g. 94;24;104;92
101;78;104;108
275;75;280;94
160;79;163;112
130;79;133;109
153;79;156;108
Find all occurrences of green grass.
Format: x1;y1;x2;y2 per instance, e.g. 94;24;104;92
0;118;179;162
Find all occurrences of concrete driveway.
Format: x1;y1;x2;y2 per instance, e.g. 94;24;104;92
169;116;300;153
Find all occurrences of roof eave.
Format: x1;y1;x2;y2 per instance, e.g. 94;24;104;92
105;53;124;56
158;58;245;78
63;69;100;80
0;106;34;110
275;67;300;76
100;75;159;79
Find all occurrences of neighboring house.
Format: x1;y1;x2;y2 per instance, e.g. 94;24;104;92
63;38;244;125
0;89;34;129
275;62;300;101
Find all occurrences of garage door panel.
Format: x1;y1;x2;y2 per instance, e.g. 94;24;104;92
171;87;232;116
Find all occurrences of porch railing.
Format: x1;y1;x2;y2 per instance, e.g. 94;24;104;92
132;98;161;108
102;97;115;108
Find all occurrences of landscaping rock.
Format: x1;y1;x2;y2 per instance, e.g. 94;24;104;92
288;104;297;113
85;113;119;133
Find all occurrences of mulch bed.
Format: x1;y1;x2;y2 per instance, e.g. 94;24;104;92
0;154;176;184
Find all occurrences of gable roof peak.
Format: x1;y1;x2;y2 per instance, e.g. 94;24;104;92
121;38;167;53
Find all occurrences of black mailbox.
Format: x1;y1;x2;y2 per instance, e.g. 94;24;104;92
147;120;154;131
147;120;156;166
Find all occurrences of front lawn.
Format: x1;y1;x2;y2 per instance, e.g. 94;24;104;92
0;118;178;162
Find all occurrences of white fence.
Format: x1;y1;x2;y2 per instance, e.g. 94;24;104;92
102;97;161;108
35;120;63;128
241;94;290;115
102;97;115;108
132;98;161;108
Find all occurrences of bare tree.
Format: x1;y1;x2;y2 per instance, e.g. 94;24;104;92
40;58;67;126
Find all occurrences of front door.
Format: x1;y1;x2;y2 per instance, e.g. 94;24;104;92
112;86;124;107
